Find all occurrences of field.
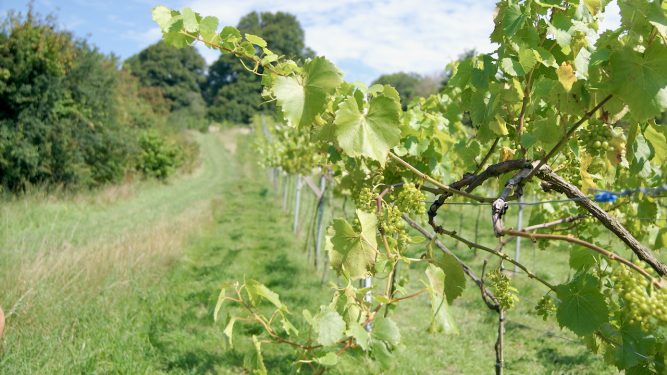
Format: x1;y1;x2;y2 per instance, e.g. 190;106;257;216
0;130;615;374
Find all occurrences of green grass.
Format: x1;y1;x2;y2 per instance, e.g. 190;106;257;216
0;130;617;374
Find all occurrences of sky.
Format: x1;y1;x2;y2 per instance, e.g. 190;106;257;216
0;0;621;84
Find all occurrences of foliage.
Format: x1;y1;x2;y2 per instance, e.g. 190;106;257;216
124;41;206;113
136;131;184;179
371;72;430;110
155;1;667;373
0;9;198;192
204;11;312;124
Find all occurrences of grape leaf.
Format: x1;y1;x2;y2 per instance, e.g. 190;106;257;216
316;310;345;346
644;124;667;165
372;317;401;346
655;228;667;249
223;316;236;346
273;57;342;128
329;209;378;279
335;95;401;165
556;274;609;336
348;322;370;350
502;4;527;36
181;7;198;33
314;352;339;367
199;16;218;42
244;335;268;375
152;6;173;32
424;264;459;334
430;250;466;304
245;280;284;310
569;247;599;271
557;62;576;92
245;33;267;47
609;44;667;122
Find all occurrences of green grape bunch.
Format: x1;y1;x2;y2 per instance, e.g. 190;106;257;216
394;183;426;216
535;295;556;321
578;122;612;157
488;270;519;311
611;264;667;331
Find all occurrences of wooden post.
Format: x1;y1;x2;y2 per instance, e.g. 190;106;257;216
282;172;289;211
293;175;302;233
314;174;327;269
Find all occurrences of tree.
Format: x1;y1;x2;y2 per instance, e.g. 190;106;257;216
371;72;422;110
124;41;206;112
204;11;311;124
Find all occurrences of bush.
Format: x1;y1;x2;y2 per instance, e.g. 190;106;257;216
135;132;183;179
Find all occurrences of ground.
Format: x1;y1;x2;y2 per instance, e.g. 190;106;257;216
0;129;615;374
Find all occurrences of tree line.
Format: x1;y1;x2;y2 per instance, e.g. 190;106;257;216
0;7;448;193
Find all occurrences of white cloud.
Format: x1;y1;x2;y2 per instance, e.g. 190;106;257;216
181;0;497;81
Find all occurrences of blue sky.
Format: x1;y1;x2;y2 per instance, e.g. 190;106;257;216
0;0;621;83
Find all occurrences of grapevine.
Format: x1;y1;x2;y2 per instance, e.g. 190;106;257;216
152;1;667;374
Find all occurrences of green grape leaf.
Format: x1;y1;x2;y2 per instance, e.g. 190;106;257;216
583;0;602;15
329;210;378;279
316;310;346;346
569;247;599;271
314;352;339;367
372;317;401;346
644;124;667;164
503;4;527;36
655;228;667;249
431;250;466;304
574;48;591;79
334;95;401;165
614;324;656;369
181;7;198;33
244;335;268;375
199;16;218;42
424;264;459;334
223;316;236;347
489;114;509;136
245;279;285;310
273;57;342;128
556;274;609;336
557;62;576;92
220;26;241;42
501;57;525;77
609;44;667;122
214;288;226;322
518;48;539;72
348;322;370;351
281;315;299;336
152;6;174;32
370;340;394;370
245;33;267;47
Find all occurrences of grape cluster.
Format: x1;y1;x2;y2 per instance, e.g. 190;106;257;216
488;270;519;310
394;183;426;216
535;295;556;321
355;187;377;213
579;122;612;157
611;264;667;330
381;204;404;236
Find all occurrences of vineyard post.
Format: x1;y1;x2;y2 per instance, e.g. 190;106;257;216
363;277;372;332
314;173;327;269
282;172;288;211
513;196;524;273
293;175;303;233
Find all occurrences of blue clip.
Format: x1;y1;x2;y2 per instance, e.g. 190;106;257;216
594;191;618;203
